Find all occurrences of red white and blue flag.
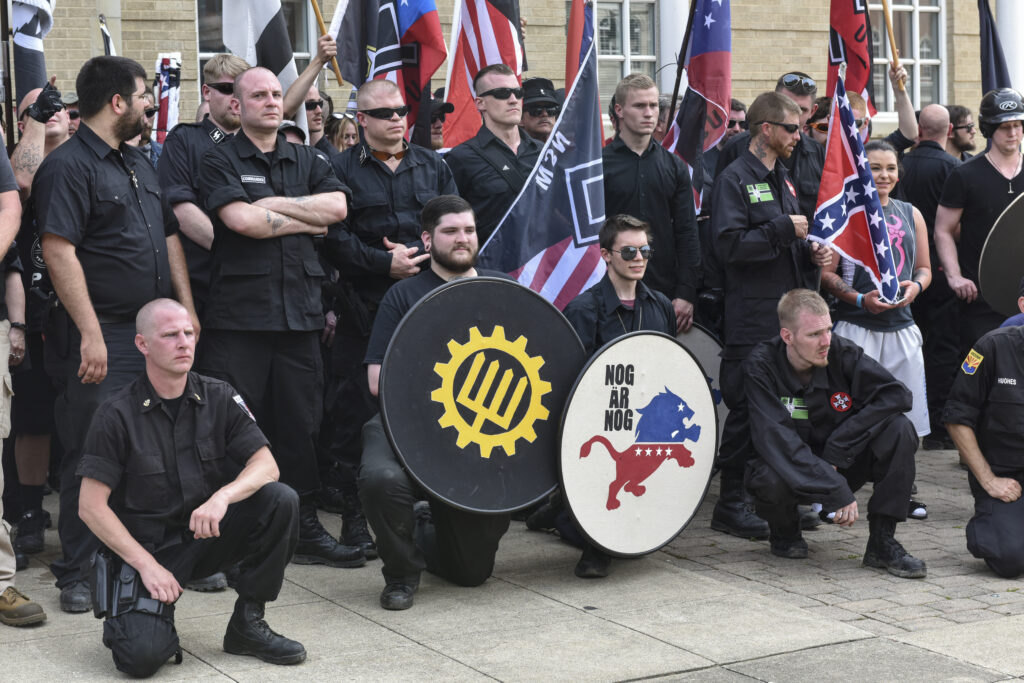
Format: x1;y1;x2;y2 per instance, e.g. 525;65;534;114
442;0;526;149
826;0;876;116
811;77;899;303
332;0;447;128
477;0;604;310
661;0;731;212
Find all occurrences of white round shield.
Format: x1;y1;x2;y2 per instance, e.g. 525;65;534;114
559;332;718;556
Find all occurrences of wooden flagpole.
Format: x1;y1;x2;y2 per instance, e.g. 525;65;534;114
1;1;14;151
879;0;905;92
665;0;698;127
308;0;346;87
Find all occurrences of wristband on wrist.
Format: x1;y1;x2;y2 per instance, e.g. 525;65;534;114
9;322;25;330
913;281;923;295
855;293;864;308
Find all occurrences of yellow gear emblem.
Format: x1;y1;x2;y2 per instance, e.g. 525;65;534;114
431;325;551;459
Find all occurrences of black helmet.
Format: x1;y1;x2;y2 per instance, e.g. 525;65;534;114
978;88;1024;137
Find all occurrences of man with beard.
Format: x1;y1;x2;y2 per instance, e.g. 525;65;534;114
708;91;832;540
520;77;560;143
198;67;364;570
34;56;198;612
359;195;512;611
158;54;249;320
946;105;977;161
743;290;925;578
322;79;456;557
129;92;162;169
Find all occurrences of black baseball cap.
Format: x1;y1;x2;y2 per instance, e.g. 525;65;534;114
431;88;454;117
523;78;559;106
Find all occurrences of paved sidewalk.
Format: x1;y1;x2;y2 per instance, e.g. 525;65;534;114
4;446;1023;681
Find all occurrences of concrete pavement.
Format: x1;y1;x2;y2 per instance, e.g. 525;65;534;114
3;446;1022;681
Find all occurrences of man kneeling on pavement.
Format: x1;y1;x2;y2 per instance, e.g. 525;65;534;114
78;299;305;677
743;289;926;578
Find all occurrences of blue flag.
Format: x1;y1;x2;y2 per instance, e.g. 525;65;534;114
477;3;605;310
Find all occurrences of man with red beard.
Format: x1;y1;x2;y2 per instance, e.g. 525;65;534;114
708;91;832;541
359;195;512;611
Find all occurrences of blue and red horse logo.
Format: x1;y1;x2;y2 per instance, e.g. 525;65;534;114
580;388;702;510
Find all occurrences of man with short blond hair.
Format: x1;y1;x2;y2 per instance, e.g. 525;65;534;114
603;73;700;336
446;63;541;242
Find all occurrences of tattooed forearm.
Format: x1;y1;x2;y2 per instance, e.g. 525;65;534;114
12;142;43;177
265;210;287;235
822;272;857;296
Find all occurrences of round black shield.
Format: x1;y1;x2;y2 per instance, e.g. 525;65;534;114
979;192;1024;317
381;277;586;514
676;323;728;442
560;332;718;557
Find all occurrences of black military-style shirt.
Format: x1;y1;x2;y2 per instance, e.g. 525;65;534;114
34;123;177;320
744;334;913;511
314;135;339;158
711;148;818;353
325;141;457;306
563;273;675;357
602;136;702;303
716;132;825;221
199;130;348;332
943;326;1024;475
896;140;960;236
158;118;234;309
77;372;270;548
445;125;541;242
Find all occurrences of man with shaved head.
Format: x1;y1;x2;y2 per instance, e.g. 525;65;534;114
901;103;963;449
321;77;456;555
78;299;305;676
198;67;365;569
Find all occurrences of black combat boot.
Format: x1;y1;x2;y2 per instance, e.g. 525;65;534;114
223;597;306;664
13;509;46;555
757;502;807;559
864;515;927;578
293;503;366;567
711;471;769;539
338;463;377;559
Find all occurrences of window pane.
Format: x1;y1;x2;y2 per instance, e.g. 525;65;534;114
870;10;886;60
198;0;226;53
281;0;308;54
919;11;939;59
872;63;891;111
919;63;940;106
599;59;623;109
892;10;912;57
598;3;622;55
629;3;655;56
919;0;938;5
631;60;656;80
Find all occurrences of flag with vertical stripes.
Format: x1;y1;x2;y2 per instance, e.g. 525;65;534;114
154;54;181;144
477;0;604;310
811;77;899;303
99;14;116;56
661;0;731;212
12;0;55;105
442;0;526;149
222;0;300;99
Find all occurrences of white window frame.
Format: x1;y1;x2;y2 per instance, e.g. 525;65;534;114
869;0;945;123
597;0;659;103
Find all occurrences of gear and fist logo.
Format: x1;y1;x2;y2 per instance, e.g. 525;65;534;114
431;326;551;459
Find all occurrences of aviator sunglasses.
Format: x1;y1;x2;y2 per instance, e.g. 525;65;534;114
612;245;653;260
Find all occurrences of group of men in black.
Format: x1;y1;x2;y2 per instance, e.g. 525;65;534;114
0;40;1020;675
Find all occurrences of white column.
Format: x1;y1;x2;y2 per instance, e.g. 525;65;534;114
997;0;1024;90
659;0;688;93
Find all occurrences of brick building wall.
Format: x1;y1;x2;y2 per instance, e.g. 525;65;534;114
15;0;989;134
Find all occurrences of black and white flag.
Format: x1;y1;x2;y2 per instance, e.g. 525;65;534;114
12;0;55;104
99;13;116;56
222;0;300;93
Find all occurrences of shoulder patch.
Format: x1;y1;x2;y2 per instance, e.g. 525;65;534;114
961;349;984;375
233;394;256;422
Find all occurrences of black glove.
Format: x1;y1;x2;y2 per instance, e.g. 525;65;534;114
26;83;64;124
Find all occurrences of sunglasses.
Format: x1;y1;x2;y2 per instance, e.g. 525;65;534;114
305;100;324;111
954;123;976;132
478;87;524;100
526;105;560;117
359;106;410;119
612;245;653;260
728;118;748;130
764;120;800;134
68;110;80;120
206;81;234;95
144;107;159;118
781;73;817;93
431;112;446;123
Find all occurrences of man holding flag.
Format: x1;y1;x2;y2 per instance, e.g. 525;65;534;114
709;91;832;540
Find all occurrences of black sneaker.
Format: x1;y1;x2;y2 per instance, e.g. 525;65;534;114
13;510;45;555
223;599;306;664
379;582;417;610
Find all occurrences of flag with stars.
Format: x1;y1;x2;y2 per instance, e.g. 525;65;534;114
811;77;899;303
662;0;731;212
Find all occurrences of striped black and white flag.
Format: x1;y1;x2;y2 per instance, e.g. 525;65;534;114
99;14;117;56
12;0;55;104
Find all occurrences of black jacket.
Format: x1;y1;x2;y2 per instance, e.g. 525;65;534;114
563;274;676;357
744;335;913;510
